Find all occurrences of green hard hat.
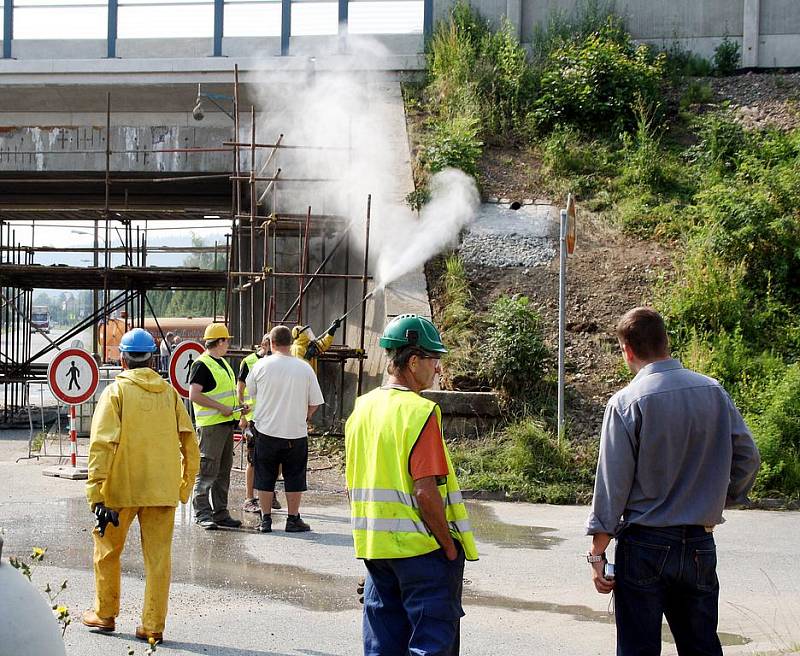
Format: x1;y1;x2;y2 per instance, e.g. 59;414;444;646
379;314;448;354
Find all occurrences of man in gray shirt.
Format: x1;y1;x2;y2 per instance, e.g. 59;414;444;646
586;307;760;656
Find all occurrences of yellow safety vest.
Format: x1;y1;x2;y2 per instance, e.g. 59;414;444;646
345;387;478;561
192;353;240;427
239;352;259;421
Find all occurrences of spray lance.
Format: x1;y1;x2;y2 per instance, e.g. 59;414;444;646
340;288;377;321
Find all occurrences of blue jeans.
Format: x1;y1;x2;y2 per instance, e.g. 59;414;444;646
363;544;465;656
615;525;722;656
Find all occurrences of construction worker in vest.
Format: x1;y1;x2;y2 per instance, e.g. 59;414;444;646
237;332;281;514
82;328;199;645
345;314;479;656
290;317;342;373
189;323;246;530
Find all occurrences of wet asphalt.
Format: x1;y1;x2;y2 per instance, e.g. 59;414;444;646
2;434;800;656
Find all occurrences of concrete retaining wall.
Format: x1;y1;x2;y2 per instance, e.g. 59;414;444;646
422;390;502;439
436;0;800;68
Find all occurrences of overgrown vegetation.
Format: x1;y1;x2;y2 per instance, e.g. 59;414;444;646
414;0;800;500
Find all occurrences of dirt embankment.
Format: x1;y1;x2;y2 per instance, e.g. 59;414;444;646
420;72;798;442
465;214;673;442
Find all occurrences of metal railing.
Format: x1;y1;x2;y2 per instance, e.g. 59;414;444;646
1;0;431;58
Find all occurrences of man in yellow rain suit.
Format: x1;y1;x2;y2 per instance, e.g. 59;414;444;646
81;328;199;645
290;317;341;373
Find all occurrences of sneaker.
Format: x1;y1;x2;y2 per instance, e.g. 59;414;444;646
196;519;219;530
216;516;242;529
285;514;311;533
135;626;163;644
259;514;273;533
242;498;260;513
82;609;115;632
272;495;281;510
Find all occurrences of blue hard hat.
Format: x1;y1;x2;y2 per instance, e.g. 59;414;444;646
119;328;158;353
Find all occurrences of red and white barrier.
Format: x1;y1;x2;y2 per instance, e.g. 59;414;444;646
69;405;78;467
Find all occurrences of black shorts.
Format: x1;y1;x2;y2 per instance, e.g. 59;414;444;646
252;428;308;493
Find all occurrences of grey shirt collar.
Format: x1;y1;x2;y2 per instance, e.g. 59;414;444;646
632;358;683;382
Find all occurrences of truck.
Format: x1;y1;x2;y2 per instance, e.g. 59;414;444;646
31;306;51;333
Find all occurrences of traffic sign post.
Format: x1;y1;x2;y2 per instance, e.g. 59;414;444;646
558;194;578;445
44;347;100;480
168;341;204;398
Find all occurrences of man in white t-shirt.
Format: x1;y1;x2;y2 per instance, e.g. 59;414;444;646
245;324;324;534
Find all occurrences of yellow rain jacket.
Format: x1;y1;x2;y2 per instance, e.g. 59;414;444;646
291;326;335;374
86;367;200;509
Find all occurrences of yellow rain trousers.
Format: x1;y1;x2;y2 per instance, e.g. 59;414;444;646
86;367;199;633
93;506;175;632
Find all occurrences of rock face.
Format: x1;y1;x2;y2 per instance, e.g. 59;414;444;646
459;203;557;269
0;537;67;656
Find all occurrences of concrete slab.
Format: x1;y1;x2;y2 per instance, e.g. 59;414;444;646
41;465;88;480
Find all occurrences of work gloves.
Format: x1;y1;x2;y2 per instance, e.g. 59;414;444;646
304;341;320;361
93;503;120;537
357;577;365;604
326;317;342;337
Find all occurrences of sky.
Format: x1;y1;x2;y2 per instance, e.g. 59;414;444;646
0;0;423;39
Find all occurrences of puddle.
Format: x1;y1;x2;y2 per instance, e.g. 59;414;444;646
3;497;360;613
466;591;614;622
662;626;751;646
465;501;563;550
468;592;751;646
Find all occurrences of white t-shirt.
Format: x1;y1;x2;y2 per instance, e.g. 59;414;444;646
245;352;324;439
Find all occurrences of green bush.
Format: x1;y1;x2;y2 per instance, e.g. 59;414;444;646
477;19;535;136
686;114;749;175
659;247;752;339
662;40;713;81
436;254;486;391
450;417;595;503
419;115;483;176
530;20;665;133
750;364;800;497
531;0;624;67
680;80;714;109
713;36;741;76
428;3;533;140
481;295;549;398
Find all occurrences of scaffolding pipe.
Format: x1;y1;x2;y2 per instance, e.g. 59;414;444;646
357;195;371;396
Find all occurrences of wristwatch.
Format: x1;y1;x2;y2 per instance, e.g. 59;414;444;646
586;552;606;563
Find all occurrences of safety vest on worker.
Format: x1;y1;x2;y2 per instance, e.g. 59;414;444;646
191;353;240;427
239;352;259;421
345;387;479;561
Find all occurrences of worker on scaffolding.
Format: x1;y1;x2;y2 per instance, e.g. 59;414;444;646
237;332;281;514
291;318;342;373
82;328;199;645
189;323;245;531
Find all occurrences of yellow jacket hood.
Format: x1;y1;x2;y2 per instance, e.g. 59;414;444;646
116;367;169;393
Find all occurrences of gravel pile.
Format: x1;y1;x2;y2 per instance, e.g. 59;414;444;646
459;231;556;268
696;72;800;131
458;203;557;268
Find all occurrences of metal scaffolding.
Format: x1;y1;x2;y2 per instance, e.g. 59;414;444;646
0;69;372;431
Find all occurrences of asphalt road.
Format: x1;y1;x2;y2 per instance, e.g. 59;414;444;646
1;436;799;656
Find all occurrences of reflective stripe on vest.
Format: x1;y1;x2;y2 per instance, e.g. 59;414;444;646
191;353;240;427
345;387;479;561
239;352;259;421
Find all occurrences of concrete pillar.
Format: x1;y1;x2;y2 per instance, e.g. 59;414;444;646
742;0;760;68
506;0;522;39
